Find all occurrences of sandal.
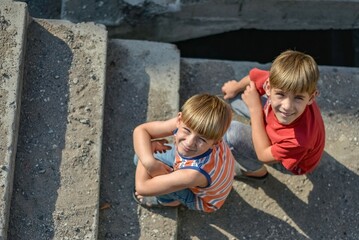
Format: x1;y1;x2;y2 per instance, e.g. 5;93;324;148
234;171;268;180
132;189;165;208
133;189;182;208
234;167;269;180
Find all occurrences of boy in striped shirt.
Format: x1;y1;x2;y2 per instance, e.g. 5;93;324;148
133;93;235;212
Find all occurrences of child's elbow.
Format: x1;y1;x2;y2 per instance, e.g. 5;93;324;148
133;125;142;137
257;155;267;162
135;182;149;196
257;154;276;164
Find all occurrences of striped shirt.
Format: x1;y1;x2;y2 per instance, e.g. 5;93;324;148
173;140;235;212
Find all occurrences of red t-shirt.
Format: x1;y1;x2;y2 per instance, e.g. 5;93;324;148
249;68;325;174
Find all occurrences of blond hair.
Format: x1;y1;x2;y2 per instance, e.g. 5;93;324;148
181;93;232;142
269;50;319;94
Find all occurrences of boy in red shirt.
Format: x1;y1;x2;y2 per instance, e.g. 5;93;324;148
221;50;325;177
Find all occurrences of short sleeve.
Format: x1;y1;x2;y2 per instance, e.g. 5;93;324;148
271;143;309;174
249;68;270;96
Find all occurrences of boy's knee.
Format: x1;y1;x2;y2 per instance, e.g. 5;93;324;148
224;120;253;147
224;121;243;146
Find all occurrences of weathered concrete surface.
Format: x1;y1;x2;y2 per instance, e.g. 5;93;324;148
60;0;359;42
8;19;107;240
61;0;180;26
0;2;28;239
98;39;180;239
4;1;359;239
112;0;359;42
16;0;61;19
177;58;359;239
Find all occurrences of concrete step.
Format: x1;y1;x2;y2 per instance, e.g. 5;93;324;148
3;2;359;239
60;0;178;27
98;39;180;239
8;18;107;239
60;0;359;42
0;2;28;239
176;58;359;239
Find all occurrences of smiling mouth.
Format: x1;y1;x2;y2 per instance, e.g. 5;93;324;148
181;143;194;152
279;111;294;117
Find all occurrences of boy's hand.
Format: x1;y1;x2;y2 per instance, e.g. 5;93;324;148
242;81;262;112
151;139;172;153
222;80;240;100
147;160;173;177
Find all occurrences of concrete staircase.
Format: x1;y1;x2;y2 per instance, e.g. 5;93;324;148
1;1;359;240
1;2;180;239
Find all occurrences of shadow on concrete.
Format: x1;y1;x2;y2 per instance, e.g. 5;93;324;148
16;0;61;19
8;21;71;239
177;151;359;239
178;59;359;239
178;190;306;240
98;41;150;239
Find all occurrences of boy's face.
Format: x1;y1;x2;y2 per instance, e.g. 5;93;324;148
265;83;317;125
175;115;216;158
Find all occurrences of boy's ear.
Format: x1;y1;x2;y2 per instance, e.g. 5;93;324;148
264;79;271;96
308;90;319;105
176;112;182;127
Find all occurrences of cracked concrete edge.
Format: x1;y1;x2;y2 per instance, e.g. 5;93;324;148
110;39;180;239
0;2;28;239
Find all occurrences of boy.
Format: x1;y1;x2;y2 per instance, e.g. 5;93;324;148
133;93;235;212
221;50;325;177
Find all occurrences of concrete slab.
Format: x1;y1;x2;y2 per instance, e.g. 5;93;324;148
98;39;180;239
61;0;176;26
8;19;107;239
0;2;28;239
109;0;359;42
177;58;359;239
16;0;61;19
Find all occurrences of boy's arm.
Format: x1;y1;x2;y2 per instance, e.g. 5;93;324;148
242;81;277;163
133;117;177;176
222;75;251;100
135;160;207;196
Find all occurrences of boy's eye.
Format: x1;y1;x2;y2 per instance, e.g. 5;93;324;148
294;95;306;101
183;127;191;133
199;137;207;143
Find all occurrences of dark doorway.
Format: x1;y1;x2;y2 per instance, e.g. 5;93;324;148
174;29;357;67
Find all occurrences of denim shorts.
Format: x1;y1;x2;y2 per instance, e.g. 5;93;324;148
223;95;266;172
